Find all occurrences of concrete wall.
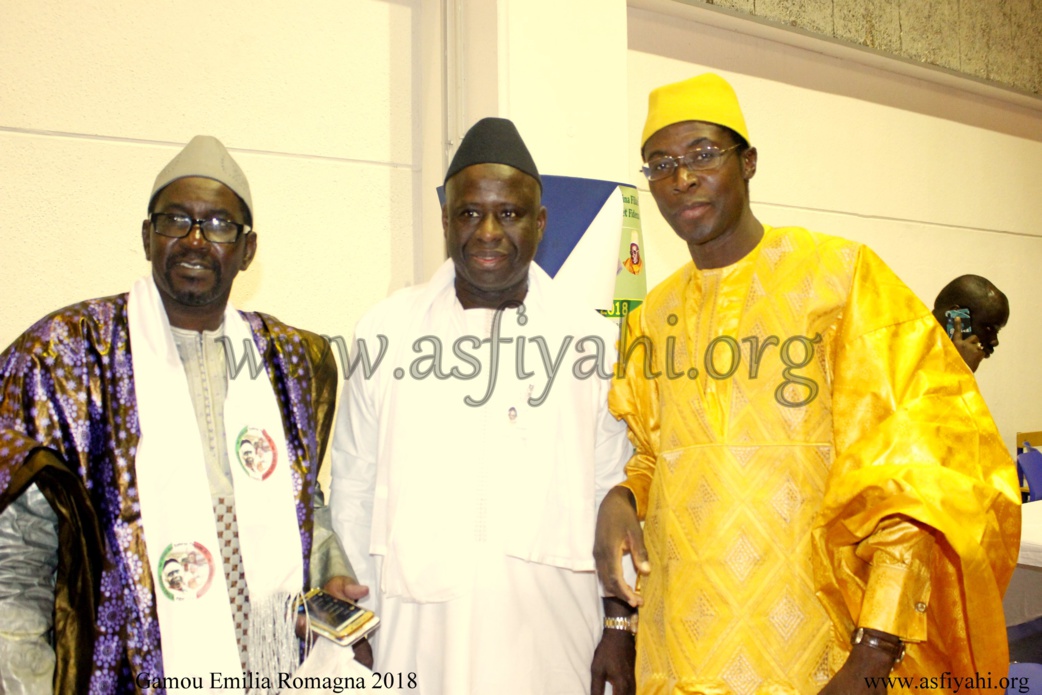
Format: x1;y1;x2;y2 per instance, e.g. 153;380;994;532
691;0;1042;96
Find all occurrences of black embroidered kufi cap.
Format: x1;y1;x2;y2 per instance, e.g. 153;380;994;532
444;117;541;186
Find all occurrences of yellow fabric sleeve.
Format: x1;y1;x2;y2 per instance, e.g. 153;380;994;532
610;304;660;520
812;245;1021;679
856;517;934;642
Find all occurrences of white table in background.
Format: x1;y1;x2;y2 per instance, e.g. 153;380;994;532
1004;501;1042;627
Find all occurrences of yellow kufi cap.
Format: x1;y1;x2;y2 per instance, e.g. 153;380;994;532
641;73;750;152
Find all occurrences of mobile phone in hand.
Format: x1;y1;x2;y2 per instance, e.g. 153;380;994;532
299;588;380;646
945;308;972;339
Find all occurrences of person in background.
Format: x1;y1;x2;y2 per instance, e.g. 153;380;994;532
932;274;1009;373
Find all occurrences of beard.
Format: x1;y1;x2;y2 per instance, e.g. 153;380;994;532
161;253;225;306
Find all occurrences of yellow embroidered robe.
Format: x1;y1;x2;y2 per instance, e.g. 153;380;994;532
610;226;1020;695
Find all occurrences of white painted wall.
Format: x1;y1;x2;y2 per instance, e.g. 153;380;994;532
431;0;630;279
497;0;630;184
1;0;436;357
3;0;1040;458
628;5;1042;453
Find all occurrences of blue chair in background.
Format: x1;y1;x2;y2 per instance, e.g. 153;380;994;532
1019;444;1042;503
1008;662;1042;693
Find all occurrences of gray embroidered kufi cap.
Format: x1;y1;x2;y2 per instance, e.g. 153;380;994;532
149;135;253;219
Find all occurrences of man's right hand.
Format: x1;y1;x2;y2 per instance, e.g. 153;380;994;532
594;486;650;608
951;316;984;372
590;627;636;695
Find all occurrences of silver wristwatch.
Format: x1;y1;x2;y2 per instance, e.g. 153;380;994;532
604;613;639;635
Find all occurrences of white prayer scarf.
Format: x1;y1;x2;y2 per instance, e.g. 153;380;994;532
129;276;303;689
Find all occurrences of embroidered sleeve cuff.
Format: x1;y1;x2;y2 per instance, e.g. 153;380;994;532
858;561;930;642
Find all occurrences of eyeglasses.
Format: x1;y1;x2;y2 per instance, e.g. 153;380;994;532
150;212;250;244
641;144;741;182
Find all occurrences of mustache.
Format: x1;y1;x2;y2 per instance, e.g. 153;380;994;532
165;252;219;272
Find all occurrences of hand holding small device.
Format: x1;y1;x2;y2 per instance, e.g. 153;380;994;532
944;307;972;339
944;308;986;372
299;587;380;647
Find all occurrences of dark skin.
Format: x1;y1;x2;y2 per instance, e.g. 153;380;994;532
294;577;374;668
594;490;899;694
939;300;1008;372
643;121;763;270
931;275;1009;372
819;638;897;695
141;177;257;331
966;295;1008;359
591;489;644;695
594;121;903;692
440;164;637;689
442;163;546;309
950;316;986;372
590;596;636;695
593;488;648;610
143;177;373;666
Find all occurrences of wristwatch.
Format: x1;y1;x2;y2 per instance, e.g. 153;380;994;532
851;627;905;666
604;613;639;635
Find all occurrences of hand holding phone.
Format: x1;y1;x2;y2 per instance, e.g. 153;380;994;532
945;308;972;339
299;588;380;647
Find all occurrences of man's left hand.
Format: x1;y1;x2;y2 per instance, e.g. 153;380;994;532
294;576;374;668
322;575;370;603
951;316;985;372
322;576;374;669
818;633;899;694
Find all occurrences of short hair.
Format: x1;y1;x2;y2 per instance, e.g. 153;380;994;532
721;125;750;153
719;125;752;188
933;274;1009;323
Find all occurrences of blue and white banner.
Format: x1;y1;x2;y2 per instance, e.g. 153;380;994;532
438;174;647;315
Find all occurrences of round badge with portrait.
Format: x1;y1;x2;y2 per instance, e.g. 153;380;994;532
158;542;215;601
235;426;278;481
